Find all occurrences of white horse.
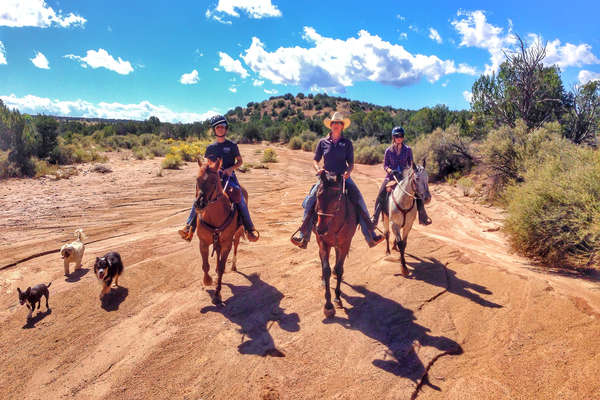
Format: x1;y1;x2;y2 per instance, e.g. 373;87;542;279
382;160;431;276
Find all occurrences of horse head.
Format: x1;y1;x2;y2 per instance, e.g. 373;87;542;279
195;158;222;210
413;158;431;204
315;171;344;235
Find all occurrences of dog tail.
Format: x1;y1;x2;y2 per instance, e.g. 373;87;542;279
74;229;86;241
47;282;52;288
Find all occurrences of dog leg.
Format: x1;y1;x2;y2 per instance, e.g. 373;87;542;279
64;260;70;276
114;274;119;287
75;256;82;270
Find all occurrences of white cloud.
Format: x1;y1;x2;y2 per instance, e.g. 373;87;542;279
180;69;199;84
219;51;249;78
527;34;600;69
452;10;516;75
264;88;278;94
463;90;473;103
30;51;49;69
0;93;216;123
578;70;600;85
253;79;264;86
213;67;220;71
399;32;408;41
0;0;86;28
228;87;237;93
241;27;476;92
64;48;134;75
396;15;405;21
429;28;442;44
207;0;281;22
0;41;6;65
408;25;419;33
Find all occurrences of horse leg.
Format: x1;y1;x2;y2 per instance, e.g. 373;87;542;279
199;241;212;286
398;237;409;277
213;244;232;305
382;213;390;255
231;228;242;272
319;241;334;318
333;246;348;309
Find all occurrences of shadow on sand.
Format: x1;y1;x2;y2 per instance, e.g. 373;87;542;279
325;282;462;391
101;286;129;311
65;268;89;283
201;271;300;357
402;254;503;309
22;308;52;329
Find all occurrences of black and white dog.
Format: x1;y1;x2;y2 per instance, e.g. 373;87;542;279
17;282;51;320
93;252;124;300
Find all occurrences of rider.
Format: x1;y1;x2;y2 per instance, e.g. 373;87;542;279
291;112;385;249
371;126;431;226
178;114;259;242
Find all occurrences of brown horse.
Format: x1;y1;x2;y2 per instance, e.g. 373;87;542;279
314;171;358;318
195;159;244;304
382;160;431;276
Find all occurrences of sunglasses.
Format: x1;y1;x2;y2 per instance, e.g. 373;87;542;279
392;134;404;138
330;121;344;126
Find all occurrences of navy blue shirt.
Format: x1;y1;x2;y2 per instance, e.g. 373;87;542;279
314;136;354;175
205;140;240;169
384;144;413;177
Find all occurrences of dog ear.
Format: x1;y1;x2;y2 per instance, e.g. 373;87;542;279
17;287;21;294
25;287;31;296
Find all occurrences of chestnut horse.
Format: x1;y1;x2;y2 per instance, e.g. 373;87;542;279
314;171;358;318
195;159;245;304
381;160;431;276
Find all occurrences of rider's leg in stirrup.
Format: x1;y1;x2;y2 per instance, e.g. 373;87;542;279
227;176;259;241
179;204;197;241
346;177;384;247
291;182;319;248
372;179;389;226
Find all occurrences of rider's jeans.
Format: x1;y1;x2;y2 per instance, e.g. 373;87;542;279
301;177;373;243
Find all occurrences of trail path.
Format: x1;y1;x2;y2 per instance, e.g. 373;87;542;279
1;145;599;400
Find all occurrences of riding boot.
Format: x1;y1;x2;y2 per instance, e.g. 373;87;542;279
291;209;315;249
416;198;432;225
371;193;385;226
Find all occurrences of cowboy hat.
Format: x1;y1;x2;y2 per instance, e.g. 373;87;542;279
323;111;351;130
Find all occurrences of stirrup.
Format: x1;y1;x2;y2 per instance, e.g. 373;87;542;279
246;229;260;242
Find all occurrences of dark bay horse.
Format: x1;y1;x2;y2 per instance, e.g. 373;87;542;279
314;171;358;318
195;159;244;304
382;160;431;276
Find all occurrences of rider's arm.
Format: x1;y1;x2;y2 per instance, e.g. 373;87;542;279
383;148;392;175
313;139;324;173
344;139;354;179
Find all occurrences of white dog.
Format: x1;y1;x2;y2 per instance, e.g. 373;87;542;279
60;229;86;275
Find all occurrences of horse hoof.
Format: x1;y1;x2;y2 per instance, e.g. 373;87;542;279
203;275;213;286
231;265;237;272
401;267;409;277
333;298;343;309
212;295;222;305
323;306;335;318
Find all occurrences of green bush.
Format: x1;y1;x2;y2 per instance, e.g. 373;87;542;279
161;153;183;169
302;140;315;152
503;143;600;269
353;137;387;165
288;136;302;150
132;147;148;160
456;176;474;196
412;125;474;181
262;148;278;163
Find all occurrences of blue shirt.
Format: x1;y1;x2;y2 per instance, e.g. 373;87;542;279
205;140;240;170
384;144;413;176
314;136;354;175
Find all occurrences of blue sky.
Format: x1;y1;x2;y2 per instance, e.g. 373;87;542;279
1;0;599;122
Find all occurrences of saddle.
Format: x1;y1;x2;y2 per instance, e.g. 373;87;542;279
225;184;242;204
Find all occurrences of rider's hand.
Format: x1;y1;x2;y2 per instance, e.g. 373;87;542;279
315;168;325;175
223;167;234;176
343;171;351;179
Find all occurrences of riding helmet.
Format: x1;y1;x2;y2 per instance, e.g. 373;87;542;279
209;114;228;128
391;126;405;138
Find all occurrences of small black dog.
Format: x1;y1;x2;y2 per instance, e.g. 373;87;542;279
17;282;51;320
93;251;124;300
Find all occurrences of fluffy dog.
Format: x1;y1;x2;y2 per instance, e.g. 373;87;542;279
17;282;51;320
60;229;85;276
93;251;124;300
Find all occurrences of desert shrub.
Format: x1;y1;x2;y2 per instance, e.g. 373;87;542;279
481;120;561;192
148;141;169;157
262;148;278;163
139;133;158;146
34;159;59;177
503;143;600;269
288;136;302;150
238;164;250;173
412;125;474;181
168;141;208;162
456;176;474;196
302;140;315;152
161;153;183;169
91;164;112;174
254;163;269;169
132;147;148;160
353;137;387;165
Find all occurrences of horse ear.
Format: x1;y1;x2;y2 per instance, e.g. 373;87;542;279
215;157;222;171
412;161;417;172
422;157;427;169
197;157;203;167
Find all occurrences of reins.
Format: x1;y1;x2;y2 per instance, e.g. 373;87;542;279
316;177;349;237
390;170;417;228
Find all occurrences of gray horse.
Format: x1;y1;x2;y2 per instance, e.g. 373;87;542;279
382;160;431;276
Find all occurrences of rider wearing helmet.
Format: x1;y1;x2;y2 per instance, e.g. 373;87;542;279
291;112;385;249
179;114;259;242
371;126;431;226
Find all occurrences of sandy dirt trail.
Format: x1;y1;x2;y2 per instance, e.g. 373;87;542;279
1;144;599;400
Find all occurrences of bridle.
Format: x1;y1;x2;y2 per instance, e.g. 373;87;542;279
316;177;345;218
390;169;418;227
